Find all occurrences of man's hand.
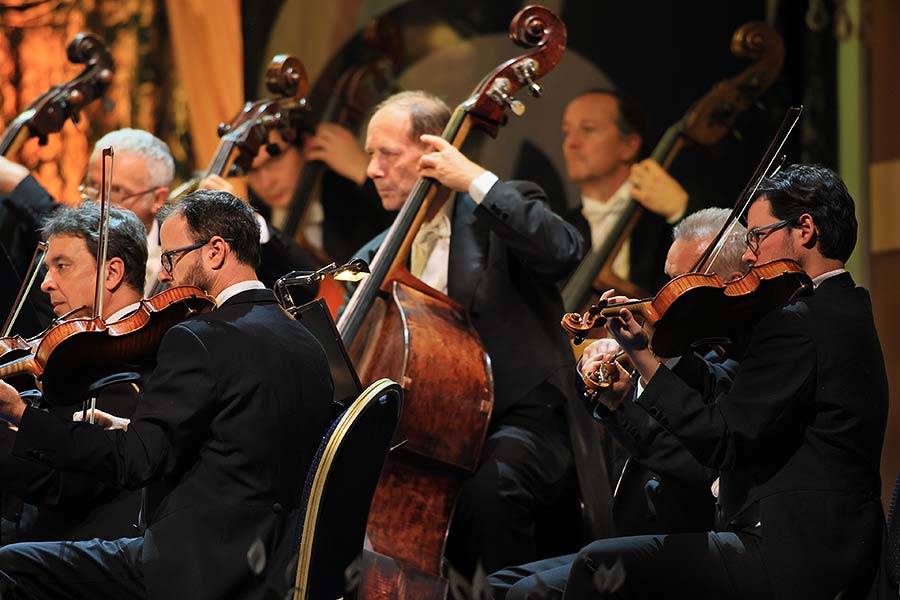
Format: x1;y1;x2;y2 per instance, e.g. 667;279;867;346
197;174;234;194
605;307;660;386
0;380;27;426
629;159;688;222
580;343;632;412
72;408;130;431
417;135;486;193
0;156;30;195
304;123;368;185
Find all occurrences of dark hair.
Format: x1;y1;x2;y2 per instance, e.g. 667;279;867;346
373;91;452;142
41;202;148;293
160;189;261;267
571;87;647;146
750;164;857;262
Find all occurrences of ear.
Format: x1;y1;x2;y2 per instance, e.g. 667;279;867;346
620;133;642;164
206;236;229;271
105;256;127;291
795;213;817;250
149;188;169;219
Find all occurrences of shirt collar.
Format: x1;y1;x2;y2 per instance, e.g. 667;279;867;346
215;280;266;307
811;268;847;288
107;301;142;323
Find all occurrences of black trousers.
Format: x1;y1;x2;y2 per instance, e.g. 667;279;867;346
445;384;571;580
0;537;147;600
488;530;774;600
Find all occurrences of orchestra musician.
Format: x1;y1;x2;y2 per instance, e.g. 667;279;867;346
491;164;889;599
562;89;691;294
350;90;586;577
488;206;747;599
247;124;393;263
0;203;148;545
0;190;334;600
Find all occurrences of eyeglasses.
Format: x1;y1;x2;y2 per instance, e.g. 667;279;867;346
79;181;160;204
744;218;794;255
161;238;234;274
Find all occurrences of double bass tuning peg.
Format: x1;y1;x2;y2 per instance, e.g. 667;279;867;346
513;59;542;98
488;78;525;117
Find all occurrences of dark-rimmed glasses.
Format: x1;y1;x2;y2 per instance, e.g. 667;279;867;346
161;238;234;274
744;218;794;255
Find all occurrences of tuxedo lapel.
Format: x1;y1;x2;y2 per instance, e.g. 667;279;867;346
448;194;489;312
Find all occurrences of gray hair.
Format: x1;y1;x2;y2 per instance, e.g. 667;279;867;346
90;128;175;188
673;207;748;277
42;202;148;293
372;91;451;143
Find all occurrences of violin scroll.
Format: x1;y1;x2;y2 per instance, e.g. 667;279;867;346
560;299;609;344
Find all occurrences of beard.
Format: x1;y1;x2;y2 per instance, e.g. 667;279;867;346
176;255;212;292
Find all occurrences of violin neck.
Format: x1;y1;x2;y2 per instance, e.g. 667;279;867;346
337;106;469;346
560;120;687;312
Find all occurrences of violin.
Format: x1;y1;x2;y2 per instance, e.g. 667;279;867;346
0;286;215;404
0;32;114;156
167;55;310;201
562;21;785;309
562;108;812;360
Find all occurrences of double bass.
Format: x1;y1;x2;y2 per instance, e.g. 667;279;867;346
562;21;785;311
338;6;566;597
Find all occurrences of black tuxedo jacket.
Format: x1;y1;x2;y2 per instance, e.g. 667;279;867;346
13;288;334;600
637;273;888;599
352;180;584;418
595;354;736;536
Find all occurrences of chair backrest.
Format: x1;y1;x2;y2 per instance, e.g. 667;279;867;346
885;470;900;586
292;378;402;600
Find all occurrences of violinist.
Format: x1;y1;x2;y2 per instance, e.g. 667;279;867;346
503;165;889;599
0;203;148;545
488;206;748;599
247;124;393;263
0;189;334;600
350;91;585;577
562;89;691;294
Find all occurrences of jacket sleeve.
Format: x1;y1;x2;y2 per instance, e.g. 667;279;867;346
13;323;217;489
475;180;585;281
635;304;815;470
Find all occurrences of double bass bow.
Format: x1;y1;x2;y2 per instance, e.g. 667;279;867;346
562;107;811;361
341;6;566;597
562;20;785;311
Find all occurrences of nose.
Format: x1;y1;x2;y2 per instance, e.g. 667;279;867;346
563;132;580;151
366;155;383;180
741;245;757;266
40;271;55;293
158;266;172;285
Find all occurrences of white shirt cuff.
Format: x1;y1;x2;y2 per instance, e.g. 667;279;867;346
468;171;499;204
634;356;680;400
